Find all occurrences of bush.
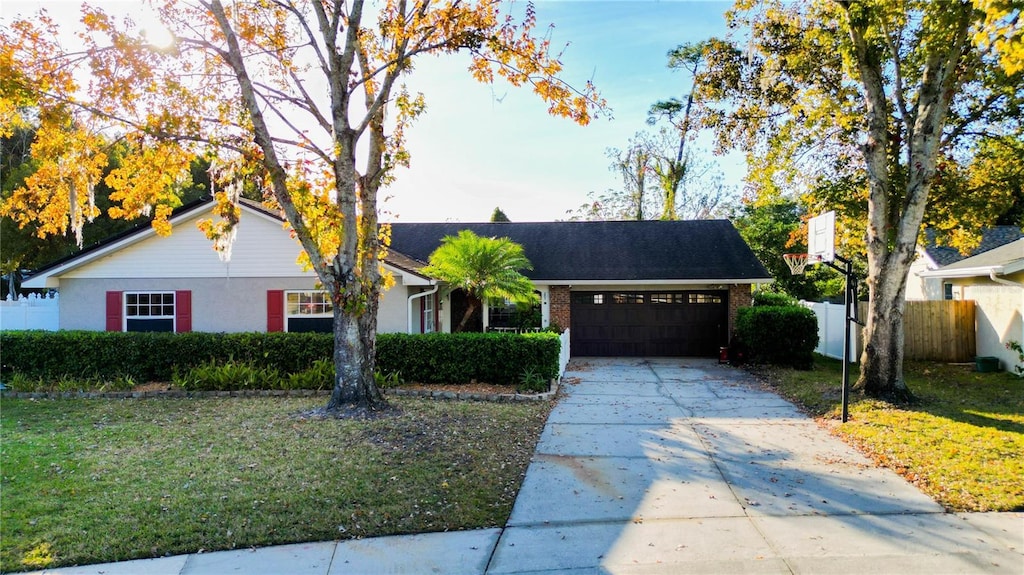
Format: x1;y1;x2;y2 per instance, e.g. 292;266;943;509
1;330;561;388
752;291;798;307
173;360;283;391
733;305;818;369
375;332;560;385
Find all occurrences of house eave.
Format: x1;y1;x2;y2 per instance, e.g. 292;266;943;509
918;264;1023;279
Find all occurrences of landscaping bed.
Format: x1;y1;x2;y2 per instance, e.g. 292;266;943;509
752;356;1024;512
0;395;552;572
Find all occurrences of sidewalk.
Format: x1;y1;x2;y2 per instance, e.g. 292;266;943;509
28;358;1023;574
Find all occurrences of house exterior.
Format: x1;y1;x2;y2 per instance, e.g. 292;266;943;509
919;238;1024;372
389;220;771;356
906;227;1022;300
24;199;772;358
23;200;438;335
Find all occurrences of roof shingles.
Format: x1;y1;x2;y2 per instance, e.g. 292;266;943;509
389;220;770;281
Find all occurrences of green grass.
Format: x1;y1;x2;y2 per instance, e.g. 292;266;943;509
755;356;1024;512
0;396;551;572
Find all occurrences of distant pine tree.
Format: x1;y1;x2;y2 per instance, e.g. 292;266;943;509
490;207;511;222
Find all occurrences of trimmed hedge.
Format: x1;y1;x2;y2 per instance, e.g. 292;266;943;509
376;332;560;385
733;305;818;370
0;330;560;386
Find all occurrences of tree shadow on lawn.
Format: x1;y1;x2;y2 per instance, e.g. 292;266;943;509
903;361;1024;435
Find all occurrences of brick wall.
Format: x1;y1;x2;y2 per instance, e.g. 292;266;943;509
728;284;753;337
549;285;571;331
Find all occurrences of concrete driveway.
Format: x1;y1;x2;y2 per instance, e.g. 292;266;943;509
487;357;1023;574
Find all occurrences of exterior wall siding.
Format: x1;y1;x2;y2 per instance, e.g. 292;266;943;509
61;210;316;280
957;278;1024;372
59;277;411;333
378;285;413;334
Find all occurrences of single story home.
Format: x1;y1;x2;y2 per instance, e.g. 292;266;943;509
23;198;772;357
919;238;1024;372
906;227;1022;300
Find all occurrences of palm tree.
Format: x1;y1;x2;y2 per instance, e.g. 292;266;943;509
422;230;538;332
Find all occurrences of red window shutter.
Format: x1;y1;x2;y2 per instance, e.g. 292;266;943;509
267;290;284;332
175;290;192;333
105;291;123;332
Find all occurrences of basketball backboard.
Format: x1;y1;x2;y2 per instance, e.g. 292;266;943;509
808;211;836;263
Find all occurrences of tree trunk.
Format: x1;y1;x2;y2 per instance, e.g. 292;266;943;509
326;299;385;410
855;269;914;402
455;298;479;333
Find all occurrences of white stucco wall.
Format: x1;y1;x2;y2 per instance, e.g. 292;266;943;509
906;254;944;300
958;278;1024;373
59;277;413;333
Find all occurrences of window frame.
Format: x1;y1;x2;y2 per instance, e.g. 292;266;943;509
611;292;645;304
123;291;176;332
943;282;954;301
284;290;334;332
688;293;723;304
422;293;435;333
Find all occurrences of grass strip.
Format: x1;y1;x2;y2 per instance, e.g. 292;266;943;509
754;357;1024;512
1;396;551;572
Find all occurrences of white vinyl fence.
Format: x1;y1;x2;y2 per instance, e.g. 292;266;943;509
558;329;571;378
0;293;59;331
801;301;858;362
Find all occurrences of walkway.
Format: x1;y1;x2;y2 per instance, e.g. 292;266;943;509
28;358;1023;574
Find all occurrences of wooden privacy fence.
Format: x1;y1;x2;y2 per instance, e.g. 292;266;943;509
806;300;976;363
856;300;976;362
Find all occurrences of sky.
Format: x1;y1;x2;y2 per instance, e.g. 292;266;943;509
3;0;746;223
388;1;745;222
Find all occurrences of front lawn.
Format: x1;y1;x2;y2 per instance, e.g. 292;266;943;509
0;396;551;572
755;357;1024;512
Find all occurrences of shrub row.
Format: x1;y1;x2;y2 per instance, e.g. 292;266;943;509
0;330;561;386
376;332;560;385
733;305;819;370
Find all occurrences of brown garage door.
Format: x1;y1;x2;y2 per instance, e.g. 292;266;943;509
570;291;728;357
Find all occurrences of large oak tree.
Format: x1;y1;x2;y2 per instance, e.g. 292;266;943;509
0;1;603;412
694;0;1022;400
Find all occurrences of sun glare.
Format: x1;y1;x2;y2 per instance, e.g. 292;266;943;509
142;23;175;49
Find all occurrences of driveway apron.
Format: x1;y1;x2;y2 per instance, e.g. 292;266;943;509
487;357;1023;574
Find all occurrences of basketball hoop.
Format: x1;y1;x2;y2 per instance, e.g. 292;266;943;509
783;253;818;275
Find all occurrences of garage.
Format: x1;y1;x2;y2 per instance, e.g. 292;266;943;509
570;290;729;357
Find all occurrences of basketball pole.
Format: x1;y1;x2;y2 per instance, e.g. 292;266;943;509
821;255;860;423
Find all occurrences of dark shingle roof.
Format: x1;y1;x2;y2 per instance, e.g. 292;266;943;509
388;220;771;281
941;238;1024;270
924;227;1023;267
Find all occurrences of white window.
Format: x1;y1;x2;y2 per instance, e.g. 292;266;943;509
125;291;175;332
285;291;333;332
423;294;435;333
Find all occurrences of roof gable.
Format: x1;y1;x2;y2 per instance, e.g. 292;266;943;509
24;199;432;287
389;220;771;282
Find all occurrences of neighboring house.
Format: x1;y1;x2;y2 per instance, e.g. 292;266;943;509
906;227;1022;300
24;199;772;358
919;238;1024;372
